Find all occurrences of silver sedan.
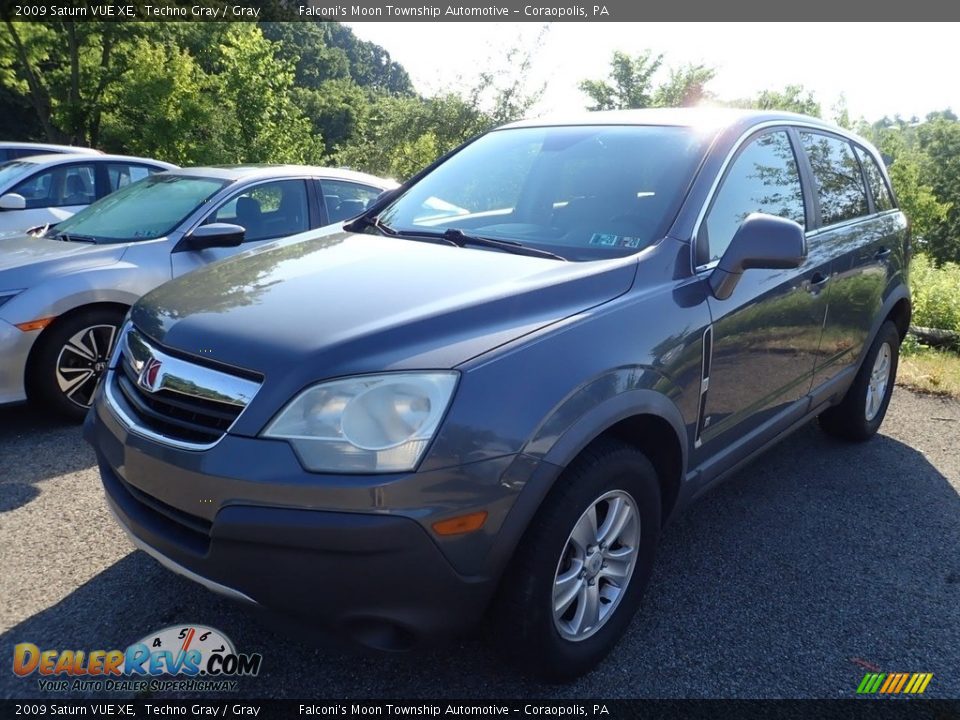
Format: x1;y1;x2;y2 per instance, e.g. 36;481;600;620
0;164;397;418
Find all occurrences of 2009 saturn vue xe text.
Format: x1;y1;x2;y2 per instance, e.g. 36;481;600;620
86;109;910;679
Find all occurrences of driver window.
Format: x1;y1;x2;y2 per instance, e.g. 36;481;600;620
702;131;805;264
205;179;309;242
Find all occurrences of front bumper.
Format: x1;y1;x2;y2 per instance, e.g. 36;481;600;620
86;381;536;647
0;318;35;404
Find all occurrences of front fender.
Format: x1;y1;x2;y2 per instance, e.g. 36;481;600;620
480;375;689;582
0;261;166;326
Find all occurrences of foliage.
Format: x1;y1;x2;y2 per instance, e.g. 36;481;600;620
334;92;489;180
748;84;822;117
915;118;960;265
579;50;715;110
910;254;960;334
3;22;960;264
213;24;321;163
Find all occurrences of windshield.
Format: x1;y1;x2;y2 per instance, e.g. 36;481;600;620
0;160;40;190
378;125;709;261
52;174;229;243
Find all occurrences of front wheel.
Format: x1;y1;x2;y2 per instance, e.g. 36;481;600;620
819;320;900;442
493;439;661;680
27;307;125;421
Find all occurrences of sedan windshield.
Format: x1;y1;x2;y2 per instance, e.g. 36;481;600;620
0;160;40;190
377;125;710;261
52;174;229;243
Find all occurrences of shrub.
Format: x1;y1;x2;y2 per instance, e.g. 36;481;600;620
910;254;960;334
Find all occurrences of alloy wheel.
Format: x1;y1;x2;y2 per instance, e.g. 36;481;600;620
54;323;118;409
552;489;640;642
865;342;892;422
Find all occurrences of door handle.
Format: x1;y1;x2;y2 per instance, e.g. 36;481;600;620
875;247;891;260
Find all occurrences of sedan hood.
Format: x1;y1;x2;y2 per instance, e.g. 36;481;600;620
132;232;637;384
0;233;126;287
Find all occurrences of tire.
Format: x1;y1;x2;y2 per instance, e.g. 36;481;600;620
27;307;125;421
493;438;661;680
819;320;900;442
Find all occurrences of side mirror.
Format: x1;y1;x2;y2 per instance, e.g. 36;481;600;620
0;193;26;211
709;213;806;300
185;223;245;250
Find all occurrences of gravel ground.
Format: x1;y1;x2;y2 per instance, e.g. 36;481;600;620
1;387;958;699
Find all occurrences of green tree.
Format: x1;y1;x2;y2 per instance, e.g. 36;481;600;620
292;79;370;155
750;84;822;116
579;50;664;110
916;117;960;264
0;21;150;145
652;64;716;108
214;24;321;163
98;40;227;165
336;92;488;179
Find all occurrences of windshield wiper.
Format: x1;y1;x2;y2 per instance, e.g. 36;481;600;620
438;228;566;261
349;217;565;261
55;233;97;244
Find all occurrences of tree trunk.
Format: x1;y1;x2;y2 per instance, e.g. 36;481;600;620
3;20;64;142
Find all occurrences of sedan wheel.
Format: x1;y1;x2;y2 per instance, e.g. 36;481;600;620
55;323;118;409
27;306;126;421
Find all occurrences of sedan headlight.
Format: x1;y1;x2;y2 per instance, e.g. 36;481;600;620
263;372;458;473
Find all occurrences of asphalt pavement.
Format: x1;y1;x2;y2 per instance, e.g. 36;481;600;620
1;388;958;699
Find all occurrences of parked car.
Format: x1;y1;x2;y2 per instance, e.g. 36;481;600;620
0;165;396;417
86;110;910;679
0;141;103;163
0;153;176;233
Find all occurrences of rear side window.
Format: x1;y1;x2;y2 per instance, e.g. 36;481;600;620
321;179;383;223
703;130;805;263
799;132;869;226
854;147;895;212
106;163;160;193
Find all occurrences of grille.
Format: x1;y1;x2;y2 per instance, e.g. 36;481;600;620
108;327;261;447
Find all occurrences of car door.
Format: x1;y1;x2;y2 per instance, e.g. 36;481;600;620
319;179;386;225
1;161;98;231
170;178;312;277
694;128;831;456
799;132;890;390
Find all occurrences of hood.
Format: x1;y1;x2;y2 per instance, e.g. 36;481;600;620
132;232;637;383
0;234;126;288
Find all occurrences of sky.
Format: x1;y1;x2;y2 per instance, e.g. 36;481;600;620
345;22;960;122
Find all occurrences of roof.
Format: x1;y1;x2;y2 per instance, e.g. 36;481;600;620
6;153;177;169
0;141;102;154
169;164;397;188
501;107;838;132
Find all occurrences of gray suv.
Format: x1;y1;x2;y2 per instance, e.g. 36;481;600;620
87;109;910;679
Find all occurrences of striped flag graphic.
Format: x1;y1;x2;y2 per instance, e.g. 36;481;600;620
857;672;933;694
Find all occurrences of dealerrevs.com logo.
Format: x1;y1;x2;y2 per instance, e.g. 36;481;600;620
12;625;262;692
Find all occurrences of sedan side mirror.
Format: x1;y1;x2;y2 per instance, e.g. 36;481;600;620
709;213;806;300
185;223;245;250
0;193;26;211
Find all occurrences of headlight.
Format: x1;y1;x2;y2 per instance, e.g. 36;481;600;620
263;372;458;473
